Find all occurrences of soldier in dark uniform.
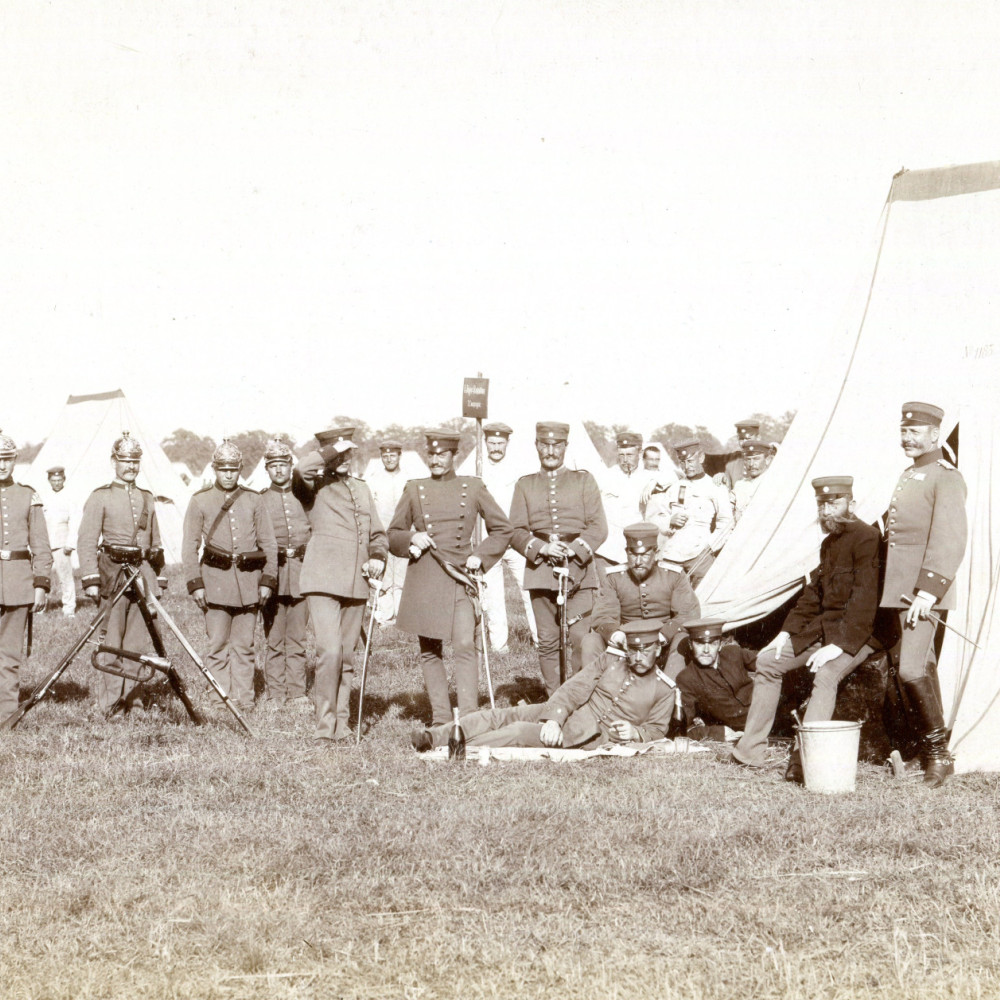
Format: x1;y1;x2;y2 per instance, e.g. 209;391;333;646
388;430;512;726
182;440;278;713
0;431;51;722
294;427;386;742
881;402;968;787
732;475;880;779
582;522;699;663
667;619;758;740
78;433;166;713
259;438;311;706
508;421;608;695
410;619;677;750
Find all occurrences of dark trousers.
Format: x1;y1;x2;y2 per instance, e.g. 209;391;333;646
262;596;309;702
529;588;595;696
419;587;479;726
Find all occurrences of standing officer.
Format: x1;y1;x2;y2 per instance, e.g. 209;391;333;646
0;431;51;723
388;430;512;726
474;421;536;652
731;439;773;522
731;476;880;780
583;522;700;663
182;440;277;713
723;418;762;488
365;438;410;626
259;438;311;706
646;437;734;588
508;422;608;695
881;402;968;787
40;465;79;617
294;427;386;742
79;433;166;713
598;430;655;572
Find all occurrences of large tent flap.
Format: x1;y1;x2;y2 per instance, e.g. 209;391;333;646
27;389;190;564
696;161;1000;772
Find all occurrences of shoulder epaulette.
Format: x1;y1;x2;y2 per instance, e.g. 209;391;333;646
194;484;214;496
606;564;629;575
92;483;114;492
936;458;958;471
655;668;677;688
20;484;44;504
658;561;684;574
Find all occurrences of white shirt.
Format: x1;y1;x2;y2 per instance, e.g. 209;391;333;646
39;485;80;550
646;474;734;564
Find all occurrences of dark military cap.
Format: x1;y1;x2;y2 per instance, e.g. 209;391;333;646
623;522;659;554
740;439;770;455
315;426;356;446
483;422;513;438
536;422;570;442
425;430;460;454
684;618;726;642
900;402;944;427
46;465;66;476
735;419;761;433
616;430;643;448
673;437;702;459
812;475;853;498
379;438;403;451
621;619;664;647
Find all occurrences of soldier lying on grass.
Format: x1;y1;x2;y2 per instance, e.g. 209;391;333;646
410;618;676;751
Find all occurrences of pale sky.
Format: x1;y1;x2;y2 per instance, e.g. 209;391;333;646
3;1;998;447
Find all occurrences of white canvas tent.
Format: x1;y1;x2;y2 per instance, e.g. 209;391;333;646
363;450;428;482
27;389;191;564
697;161;1000;772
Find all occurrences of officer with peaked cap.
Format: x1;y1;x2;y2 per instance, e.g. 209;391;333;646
508;422;608;694
366;437;409;626
293;432;387;741
880;402;968;787
731;439;773;522
732;475;880;780
474;421;537;651
584;522;700;664
645;437;734;587
722;418;763;488
40;464;79;617
667;619;758;739
411;619;677;750
0;430;51;723
388;430;512;726
258;438;311;705
78;433;166;713
183;439;278;712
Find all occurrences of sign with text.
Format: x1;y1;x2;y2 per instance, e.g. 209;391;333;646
462;377;489;419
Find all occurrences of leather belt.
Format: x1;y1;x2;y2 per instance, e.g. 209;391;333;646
533;531;580;543
0;549;31;561
100;544;146;565
201;545;267;571
277;545;306;565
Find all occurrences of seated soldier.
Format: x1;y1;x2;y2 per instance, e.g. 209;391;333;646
582;522;700;664
410;619;676;750
666;618;757;740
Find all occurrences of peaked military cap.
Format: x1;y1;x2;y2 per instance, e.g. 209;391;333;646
212;438;243;469
900;402;944;427
673;437;702;459
111;431;142;461
624;522;659;553
424;430;460;453
735;419;761;433
47;465;66;476
811;475;853;498
684;618;726;642
740;438;769;455
483;422;513;438
536;422;570;441
621;619;664;647
378;438;403;451
315;426;356;446
616;430;643;448
0;430;17;459
263;438;294;463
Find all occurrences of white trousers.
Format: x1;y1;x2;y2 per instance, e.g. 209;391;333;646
51;549;76;614
482;548;537;650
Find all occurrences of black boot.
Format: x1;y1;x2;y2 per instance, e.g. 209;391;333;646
903;676;954;788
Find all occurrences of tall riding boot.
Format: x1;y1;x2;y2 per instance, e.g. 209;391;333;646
903;676;954;788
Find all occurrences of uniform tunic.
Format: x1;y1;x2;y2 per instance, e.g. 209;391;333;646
591;564;700;645
78;480;164;711
260;484;311;599
0;480;52;721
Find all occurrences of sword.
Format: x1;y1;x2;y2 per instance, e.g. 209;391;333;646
474;572;495;709
356;582;380;744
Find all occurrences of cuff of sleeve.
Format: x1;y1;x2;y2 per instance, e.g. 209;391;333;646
82;574;100;590
570;539;593;564
544;706;568;724
916;569;950;601
33;576;50;592
369;546;388;561
525;538;544;564
260;574;278;591
187;577;205;594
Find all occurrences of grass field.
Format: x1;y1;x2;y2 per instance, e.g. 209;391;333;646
2;571;999;1000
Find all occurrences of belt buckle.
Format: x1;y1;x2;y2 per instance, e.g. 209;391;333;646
0;550;9;561
285;547;296;558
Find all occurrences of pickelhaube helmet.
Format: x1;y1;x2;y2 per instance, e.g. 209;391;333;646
0;429;18;459
263;437;294;464
212;438;243;470
111;431;143;461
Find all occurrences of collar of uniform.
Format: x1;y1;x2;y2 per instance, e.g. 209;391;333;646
544;466;565;479
0;478;12;488
269;484;291;493
112;479;133;489
913;447;944;469
430;470;457;482
214;482;240;494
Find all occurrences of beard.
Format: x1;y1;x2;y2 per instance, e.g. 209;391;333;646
819;514;851;535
